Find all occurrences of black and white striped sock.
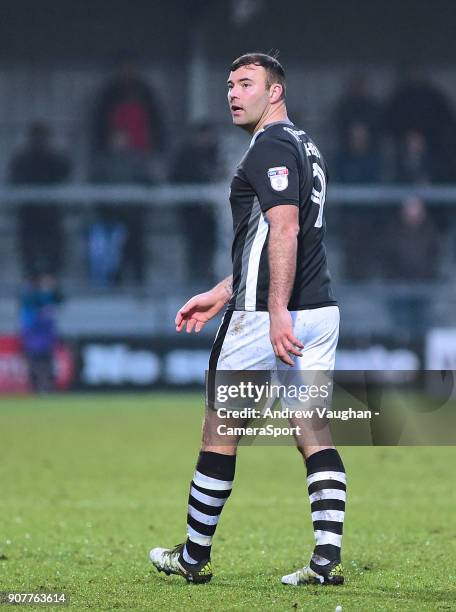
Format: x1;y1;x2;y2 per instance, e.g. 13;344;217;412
306;448;346;572
180;451;236;565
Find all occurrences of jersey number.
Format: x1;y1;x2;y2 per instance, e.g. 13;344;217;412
311;162;326;228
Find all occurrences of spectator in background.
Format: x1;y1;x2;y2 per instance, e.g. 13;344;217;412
19;273;63;393
91;126;151;183
396;129;432;184
385;196;440;333
9;122;71;276
383;67;456;182
171;122;222;284
91;57;166;181
342;206;388;280
386;196;439;281
88;127;152;287
334;121;381;183
334;74;381;149
333;77;383;278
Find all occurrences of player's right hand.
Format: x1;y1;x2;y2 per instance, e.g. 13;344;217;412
175;290;226;334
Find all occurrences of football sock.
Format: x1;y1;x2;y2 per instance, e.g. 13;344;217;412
305;448;346;571
181;451;236;565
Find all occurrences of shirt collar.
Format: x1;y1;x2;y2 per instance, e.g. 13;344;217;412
249;120;294;148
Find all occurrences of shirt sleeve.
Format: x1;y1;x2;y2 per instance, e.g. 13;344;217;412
244;136;300;212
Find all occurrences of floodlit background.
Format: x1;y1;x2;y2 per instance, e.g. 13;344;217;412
0;0;456;392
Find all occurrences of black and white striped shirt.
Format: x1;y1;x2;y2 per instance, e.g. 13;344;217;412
227;121;337;312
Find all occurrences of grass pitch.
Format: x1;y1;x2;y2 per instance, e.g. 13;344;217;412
1;393;455;611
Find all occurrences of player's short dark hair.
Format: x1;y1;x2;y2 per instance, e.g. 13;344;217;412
230;52;286;98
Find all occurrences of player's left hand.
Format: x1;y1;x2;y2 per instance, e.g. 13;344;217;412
269;308;304;366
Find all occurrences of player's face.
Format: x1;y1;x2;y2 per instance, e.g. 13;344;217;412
227;65;271;131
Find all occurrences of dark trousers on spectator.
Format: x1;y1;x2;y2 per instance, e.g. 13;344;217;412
18;204;63;276
179;203;216;283
27;351;54;393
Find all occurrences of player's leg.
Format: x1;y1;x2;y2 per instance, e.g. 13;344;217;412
172;412;242;581
149;312;236;583
150;310;274;583
148;435;238;583
281;444;346;586
280;307;346;586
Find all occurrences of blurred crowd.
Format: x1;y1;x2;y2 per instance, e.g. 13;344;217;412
8;59;222;287
333;68;456;184
6;61;456;291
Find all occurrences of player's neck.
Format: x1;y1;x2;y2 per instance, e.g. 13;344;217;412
252;102;289;135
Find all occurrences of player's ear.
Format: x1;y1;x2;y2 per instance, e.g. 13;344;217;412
269;83;283;104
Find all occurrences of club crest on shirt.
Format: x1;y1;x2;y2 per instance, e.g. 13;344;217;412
267;166;289;191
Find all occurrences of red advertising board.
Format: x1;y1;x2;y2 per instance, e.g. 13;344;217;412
0;336;75;393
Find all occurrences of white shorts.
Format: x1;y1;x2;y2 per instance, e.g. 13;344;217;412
209;306;339;372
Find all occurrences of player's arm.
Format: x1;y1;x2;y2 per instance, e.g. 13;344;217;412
175;275;232;333
266;206;303;366
244;137;303;366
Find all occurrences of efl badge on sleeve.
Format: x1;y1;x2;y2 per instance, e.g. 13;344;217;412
267;166;289;191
